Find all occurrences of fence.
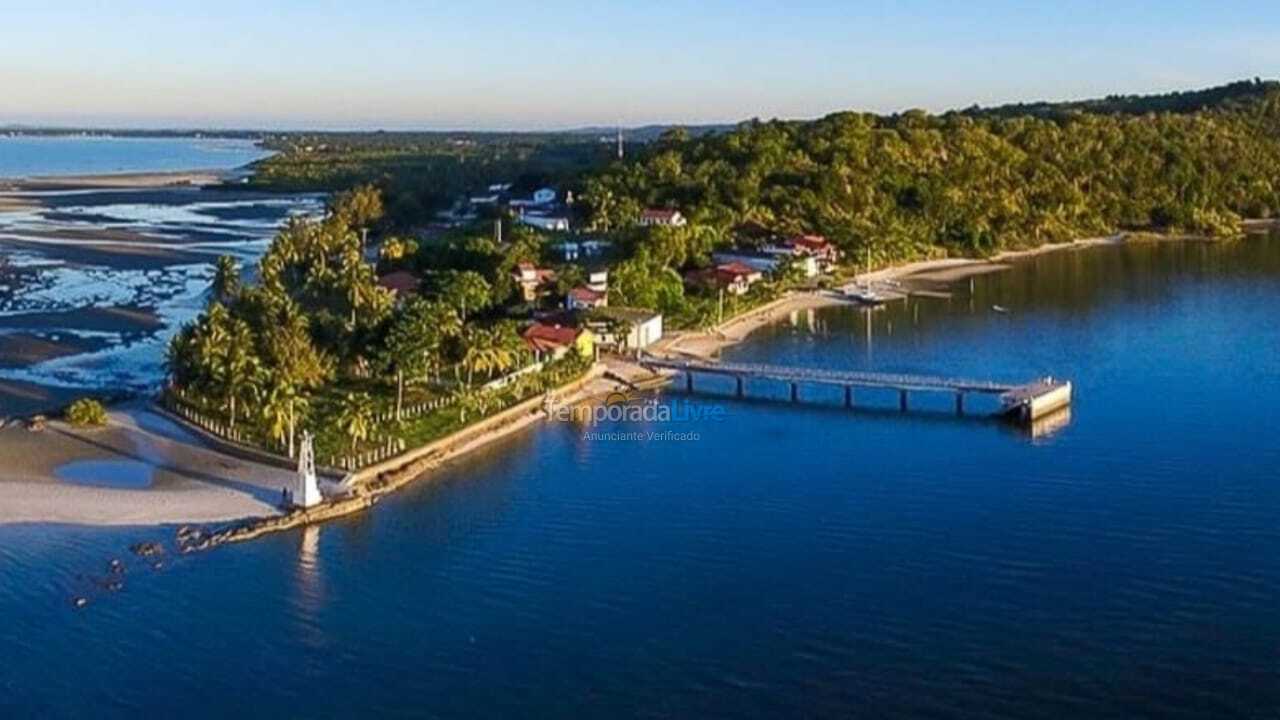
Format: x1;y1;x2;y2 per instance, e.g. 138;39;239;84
371;395;453;424
166;390;250;446
328;436;408;471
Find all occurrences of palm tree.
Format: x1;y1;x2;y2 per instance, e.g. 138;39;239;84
261;377;309;457
336;392;375;453
216;318;262;429
454;389;493;423
337;246;376;327
441;271;491;322
210;255;241;305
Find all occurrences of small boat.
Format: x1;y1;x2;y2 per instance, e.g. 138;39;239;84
845;286;886;306
991;304;1010;314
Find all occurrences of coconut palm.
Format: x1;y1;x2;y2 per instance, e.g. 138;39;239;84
214;317;262;429
261;376;309;457
336;392;375;453
210;255;242;305
440;270;491;322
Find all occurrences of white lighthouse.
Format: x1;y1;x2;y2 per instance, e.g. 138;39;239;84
294;431;323;508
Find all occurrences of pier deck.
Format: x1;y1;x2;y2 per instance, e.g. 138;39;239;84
638;356;1071;424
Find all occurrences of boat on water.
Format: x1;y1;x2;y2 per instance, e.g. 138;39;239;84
992;304;1010;314
844;286;887;306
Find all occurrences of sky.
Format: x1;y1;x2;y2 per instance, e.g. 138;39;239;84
1;0;1277;130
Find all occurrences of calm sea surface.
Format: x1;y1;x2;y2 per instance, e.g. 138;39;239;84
0;136;268;178
3;236;1280;718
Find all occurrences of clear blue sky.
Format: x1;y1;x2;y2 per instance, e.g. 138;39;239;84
2;0;1276;130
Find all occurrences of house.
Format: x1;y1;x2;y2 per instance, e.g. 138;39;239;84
555;242;581;261
584;306;664;351
763;234;840;272
521;323;595;360
512;262;556;302
518;214;570;232
377;271;421;301
580;239;612;256
686;262;763;296
714;249;818;278
565;286;608;311
639;208;687;227
586;267;609;292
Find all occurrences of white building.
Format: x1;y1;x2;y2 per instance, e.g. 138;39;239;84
585;307;664;351
586;268;609;292
519;215;570;232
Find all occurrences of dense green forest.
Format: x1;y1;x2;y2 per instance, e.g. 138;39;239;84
957;78;1279;119
580;81;1280;264
248;132;614;226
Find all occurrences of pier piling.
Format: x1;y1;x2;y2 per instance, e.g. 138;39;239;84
640;356;1071;426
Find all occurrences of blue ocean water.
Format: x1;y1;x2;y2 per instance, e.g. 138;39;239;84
0;136;268;178
3;237;1279;718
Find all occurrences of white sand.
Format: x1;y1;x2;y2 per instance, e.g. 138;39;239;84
0;403;290;527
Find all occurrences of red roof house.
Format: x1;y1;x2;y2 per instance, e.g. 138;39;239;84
377;271;421;298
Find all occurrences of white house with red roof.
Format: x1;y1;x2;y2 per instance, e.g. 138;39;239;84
565;286;608;311
686;261;764;296
763;234;840;272
512;261;556;302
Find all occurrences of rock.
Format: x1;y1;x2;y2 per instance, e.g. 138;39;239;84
107;559;124;574
26;415;47;432
129;542;164;558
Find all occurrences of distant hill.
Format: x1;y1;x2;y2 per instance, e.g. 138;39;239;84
954;78;1279;120
561;124;736;143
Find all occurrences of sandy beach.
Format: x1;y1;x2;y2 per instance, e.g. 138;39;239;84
0;170;229;191
654;234;1136;361
0;364;650;528
0;227;1262;530
0;402;292;526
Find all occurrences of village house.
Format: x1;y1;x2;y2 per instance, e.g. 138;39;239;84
584;306;664;352
686;262;764;296
586;267;609;292
376;270;421;303
518;214;570;232
639;208;687;227
712;249;818;278
508;187;558;209
521;322;595;361
565;286;608;311
764;234;840;272
512;261;556;302
553;239;612;263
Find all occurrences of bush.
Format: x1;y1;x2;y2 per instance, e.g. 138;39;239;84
65;398;108;427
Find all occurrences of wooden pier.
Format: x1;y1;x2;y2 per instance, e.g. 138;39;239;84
638;356;1072;424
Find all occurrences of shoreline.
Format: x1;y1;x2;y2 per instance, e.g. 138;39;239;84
0;168;236;191
654;228;1263;361
2;227;1270;537
0;364;649;532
